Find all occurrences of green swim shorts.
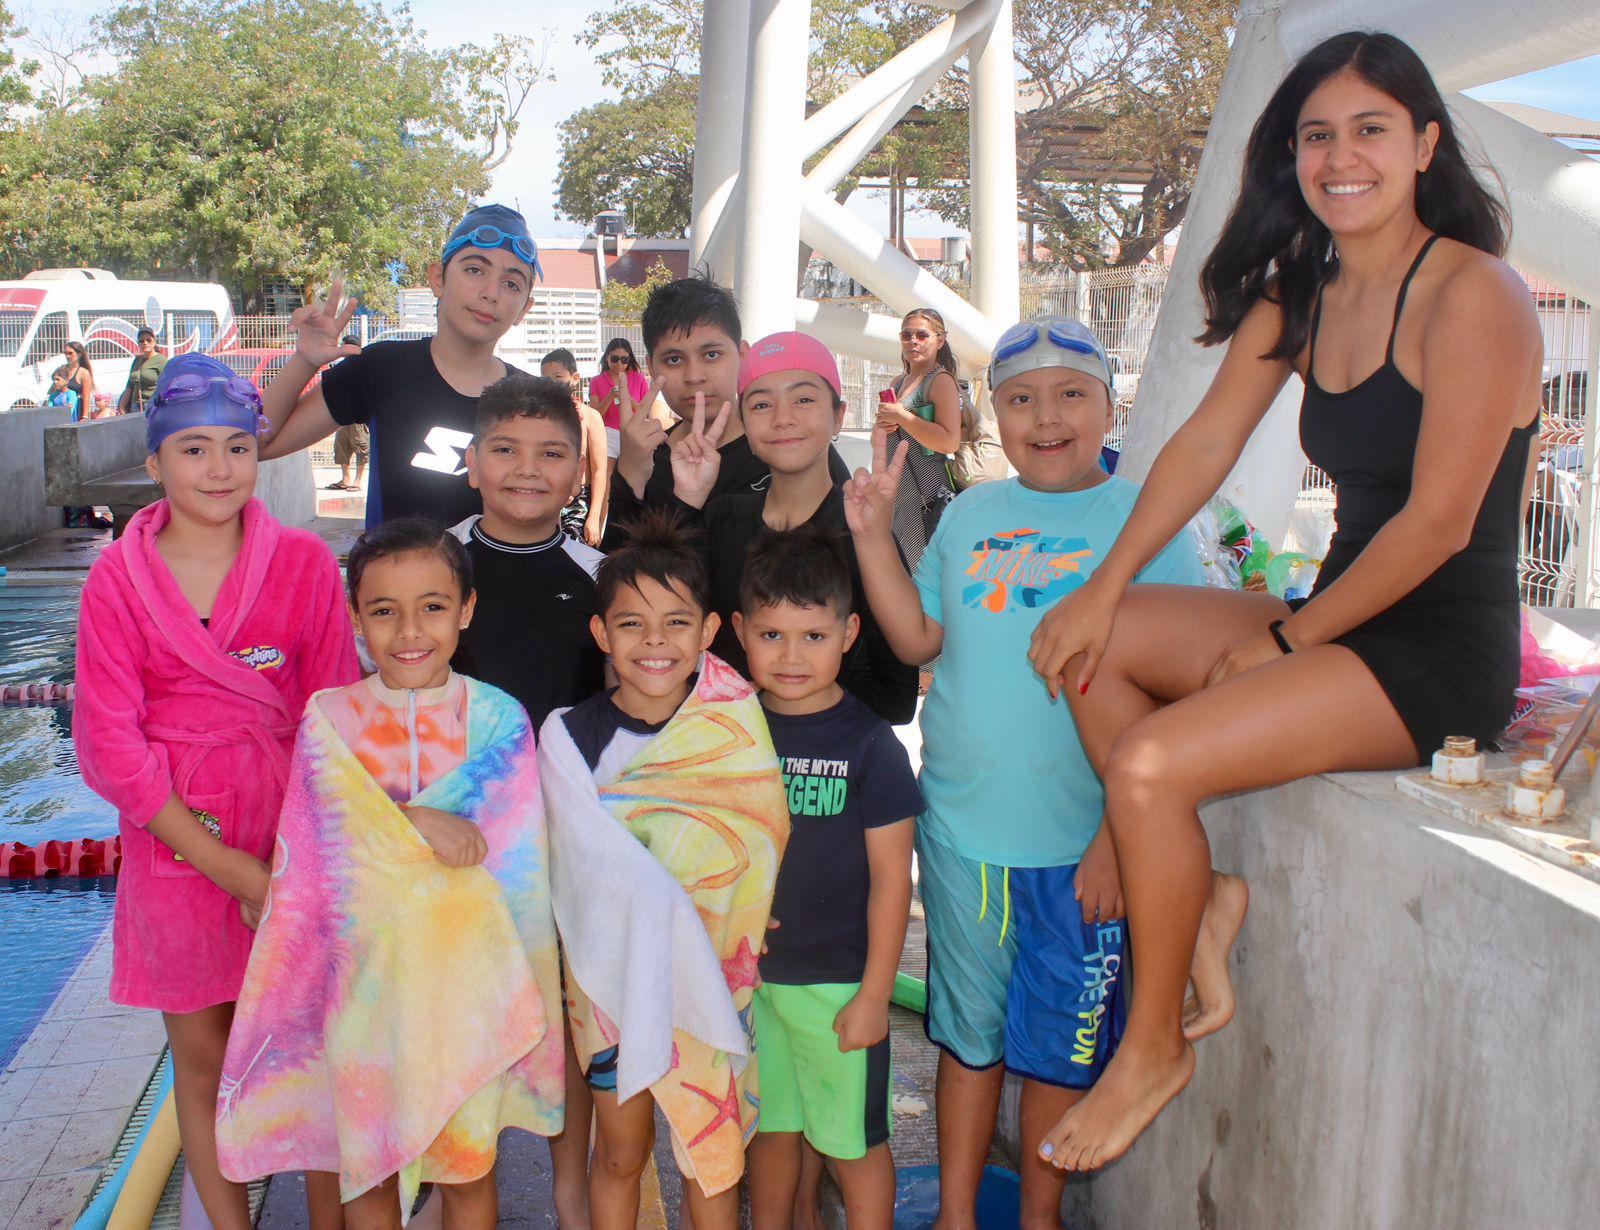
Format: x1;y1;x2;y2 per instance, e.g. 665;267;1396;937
753;981;892;1159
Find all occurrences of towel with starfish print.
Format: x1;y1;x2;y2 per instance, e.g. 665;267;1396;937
539;654;789;1197
215;677;564;1208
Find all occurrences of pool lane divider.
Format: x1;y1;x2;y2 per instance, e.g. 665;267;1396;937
0;682;74;703
1;837;121;877
75;1050;175;1230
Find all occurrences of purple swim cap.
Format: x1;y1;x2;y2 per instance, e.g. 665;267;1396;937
145;354;267;454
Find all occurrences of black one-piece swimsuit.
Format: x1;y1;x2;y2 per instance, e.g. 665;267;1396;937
1295;234;1537;763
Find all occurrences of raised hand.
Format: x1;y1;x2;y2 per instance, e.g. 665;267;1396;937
843;430;908;539
289;272;361;368
669;392;732;509
616;373;670;498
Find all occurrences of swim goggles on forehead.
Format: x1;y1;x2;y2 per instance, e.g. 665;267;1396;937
991;321;1103;366
988;319;1112;389
153;372;264;412
440;225;544;280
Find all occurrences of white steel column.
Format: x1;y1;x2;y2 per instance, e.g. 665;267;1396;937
967;0;1020;355
689;0;750;281
734;0;813;338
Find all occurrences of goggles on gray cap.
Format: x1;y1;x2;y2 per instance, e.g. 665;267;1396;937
988;318;1113;393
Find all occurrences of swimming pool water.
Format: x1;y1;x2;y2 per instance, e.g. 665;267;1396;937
0;580;119;1066
0;880;116;1068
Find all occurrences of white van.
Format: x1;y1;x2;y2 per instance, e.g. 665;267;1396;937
0;270;235;412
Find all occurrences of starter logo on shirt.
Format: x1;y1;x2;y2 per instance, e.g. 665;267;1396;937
781;756;850;817
961;528;1094;614
410;426;473;476
230;645;285;671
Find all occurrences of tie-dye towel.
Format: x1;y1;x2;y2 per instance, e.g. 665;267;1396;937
539;655;789;1197
215;677;564;1207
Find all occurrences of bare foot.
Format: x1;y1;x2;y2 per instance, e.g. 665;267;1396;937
1036;1041;1196;1172
1182;872;1249;1042
793;1206;827;1230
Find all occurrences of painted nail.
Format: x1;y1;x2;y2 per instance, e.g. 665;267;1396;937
1079;681;1089;695
1040;1142;1054;1158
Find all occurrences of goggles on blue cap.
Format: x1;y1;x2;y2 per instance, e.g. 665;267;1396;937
440;225;543;282
146;357;268;454
988;318;1113;393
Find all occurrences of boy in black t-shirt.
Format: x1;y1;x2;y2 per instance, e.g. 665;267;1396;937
260;203;539;528
732;525;921;1230
446;371;603;1230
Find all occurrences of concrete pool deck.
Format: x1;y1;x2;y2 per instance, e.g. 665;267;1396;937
0;927;165;1229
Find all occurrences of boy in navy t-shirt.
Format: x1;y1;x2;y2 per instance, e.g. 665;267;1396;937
733;525;920;1230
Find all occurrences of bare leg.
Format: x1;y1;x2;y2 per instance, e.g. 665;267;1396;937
748;1131;803;1230
343;1174;402;1230
1182;872;1250;1040
932;1053;1004;1230
831;1144;895;1230
1018;1081;1080;1230
438;1171;497;1230
549;1026;594;1229
1040;587;1415;1171
305;1170;345;1230
683;1170;739;1230
163;1004;251;1230
793;1141;827;1230
589;1088;655;1230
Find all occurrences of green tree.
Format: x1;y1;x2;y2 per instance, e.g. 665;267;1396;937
556;79;697;238
601;255;676;318
0;2;36;118
0;0;547;307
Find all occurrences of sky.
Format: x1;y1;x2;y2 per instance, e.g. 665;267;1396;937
27;0;1600;241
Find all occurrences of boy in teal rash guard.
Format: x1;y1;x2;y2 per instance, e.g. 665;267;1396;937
845;318;1205;1230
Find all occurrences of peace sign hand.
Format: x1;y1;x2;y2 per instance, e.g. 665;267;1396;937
670;392;732;509
844;430;908;539
290;273;361;368
617;374;670;498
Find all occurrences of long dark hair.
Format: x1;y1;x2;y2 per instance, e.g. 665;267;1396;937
1198;31;1508;360
900;308;958;382
601;336;640;375
64;341;92;374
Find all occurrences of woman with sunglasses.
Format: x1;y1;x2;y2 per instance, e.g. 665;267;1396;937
74;353;359;1229
589;337;652;453
879;309;960;569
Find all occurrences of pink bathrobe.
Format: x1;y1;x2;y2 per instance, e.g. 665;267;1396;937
74;498;359;1013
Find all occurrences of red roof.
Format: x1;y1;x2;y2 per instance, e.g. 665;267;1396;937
537;249;601;292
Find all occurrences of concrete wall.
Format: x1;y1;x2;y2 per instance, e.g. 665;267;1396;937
1018;771;1600;1229
255;451;315;527
0;405;71;550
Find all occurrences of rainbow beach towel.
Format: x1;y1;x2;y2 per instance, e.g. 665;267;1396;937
216;678;564;1209
539;655;788;1196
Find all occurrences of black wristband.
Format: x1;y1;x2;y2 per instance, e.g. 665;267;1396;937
1267;619;1294;655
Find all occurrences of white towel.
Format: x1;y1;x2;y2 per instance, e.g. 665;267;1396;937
538;711;748;1103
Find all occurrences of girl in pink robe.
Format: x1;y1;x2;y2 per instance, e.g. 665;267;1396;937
73;353;358;1230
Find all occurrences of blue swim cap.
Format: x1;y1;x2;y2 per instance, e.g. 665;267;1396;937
145;353;266;455
441;203;542;281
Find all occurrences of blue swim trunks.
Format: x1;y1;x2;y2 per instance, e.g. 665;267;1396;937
586;1044;620;1093
918;829;1128;1087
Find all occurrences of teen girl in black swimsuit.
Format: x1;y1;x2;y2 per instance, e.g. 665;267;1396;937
1024;31;1544;1172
